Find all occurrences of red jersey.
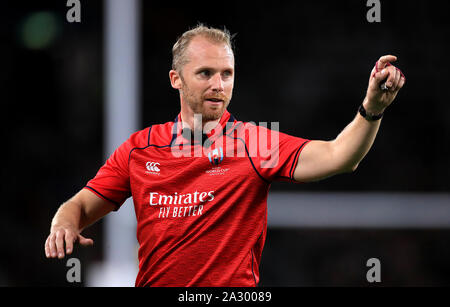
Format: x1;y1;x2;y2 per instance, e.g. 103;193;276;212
84;110;310;287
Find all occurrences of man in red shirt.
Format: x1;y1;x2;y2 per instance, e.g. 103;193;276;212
44;25;405;286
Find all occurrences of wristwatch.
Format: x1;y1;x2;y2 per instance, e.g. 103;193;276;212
358;104;384;121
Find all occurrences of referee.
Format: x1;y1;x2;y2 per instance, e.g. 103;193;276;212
44;24;405;286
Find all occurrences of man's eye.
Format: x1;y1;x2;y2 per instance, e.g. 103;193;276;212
223;71;232;78
199;70;210;77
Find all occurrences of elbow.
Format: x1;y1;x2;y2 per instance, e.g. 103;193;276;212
341;162;359;174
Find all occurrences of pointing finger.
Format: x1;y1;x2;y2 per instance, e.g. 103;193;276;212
372;56;396;78
377;55;397;69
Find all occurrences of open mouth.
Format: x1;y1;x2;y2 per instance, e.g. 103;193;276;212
204;98;224;106
205;98;223;103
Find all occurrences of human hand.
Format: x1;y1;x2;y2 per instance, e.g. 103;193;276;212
44;225;93;259
364;55;406;114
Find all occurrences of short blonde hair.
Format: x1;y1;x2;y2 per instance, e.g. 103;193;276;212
171;24;234;73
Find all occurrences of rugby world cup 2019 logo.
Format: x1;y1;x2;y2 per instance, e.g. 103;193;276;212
207;147;223;166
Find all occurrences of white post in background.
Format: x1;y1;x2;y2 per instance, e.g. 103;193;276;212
87;0;140;286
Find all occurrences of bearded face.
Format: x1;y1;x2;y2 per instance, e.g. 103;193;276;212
180;76;232;122
171;36;235;124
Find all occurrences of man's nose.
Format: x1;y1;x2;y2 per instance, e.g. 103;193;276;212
210;73;224;92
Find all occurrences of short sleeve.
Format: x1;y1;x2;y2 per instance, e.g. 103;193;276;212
84;129;148;210
250;125;310;183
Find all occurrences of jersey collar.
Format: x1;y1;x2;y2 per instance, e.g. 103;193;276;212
171;110;236;146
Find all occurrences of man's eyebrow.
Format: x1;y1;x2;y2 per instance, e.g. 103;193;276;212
194;66;213;72
194;66;234;72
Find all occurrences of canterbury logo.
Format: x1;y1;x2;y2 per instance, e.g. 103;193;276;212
146;162;160;172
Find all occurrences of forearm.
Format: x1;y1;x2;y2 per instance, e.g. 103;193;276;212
51;199;85;232
294;55;405;182
46;190;113;259
51;189;115;232
330;55;405;172
331;106;382;172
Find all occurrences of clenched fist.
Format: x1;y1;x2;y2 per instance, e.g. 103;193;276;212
364;55;406;114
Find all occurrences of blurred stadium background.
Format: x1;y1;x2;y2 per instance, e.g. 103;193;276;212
1;0;449;286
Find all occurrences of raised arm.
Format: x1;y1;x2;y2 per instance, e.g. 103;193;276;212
294;55;406;182
44;189;117;259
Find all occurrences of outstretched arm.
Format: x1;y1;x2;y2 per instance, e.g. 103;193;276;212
44;189;117;259
294;55;406;182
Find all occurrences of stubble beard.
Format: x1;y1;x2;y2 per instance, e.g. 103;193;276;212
181;83;231;123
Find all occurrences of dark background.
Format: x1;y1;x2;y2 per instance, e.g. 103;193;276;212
1;0;449;286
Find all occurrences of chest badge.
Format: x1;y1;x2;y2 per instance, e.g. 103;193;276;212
207;147;224;166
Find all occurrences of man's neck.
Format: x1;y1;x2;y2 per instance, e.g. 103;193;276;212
180;111;221;134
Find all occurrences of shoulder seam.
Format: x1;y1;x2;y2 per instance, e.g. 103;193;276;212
147;125;152;146
128;126;153;165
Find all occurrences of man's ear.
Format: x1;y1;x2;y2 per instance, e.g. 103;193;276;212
169;70;182;89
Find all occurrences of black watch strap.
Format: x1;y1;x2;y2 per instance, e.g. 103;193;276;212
358;104;384;121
